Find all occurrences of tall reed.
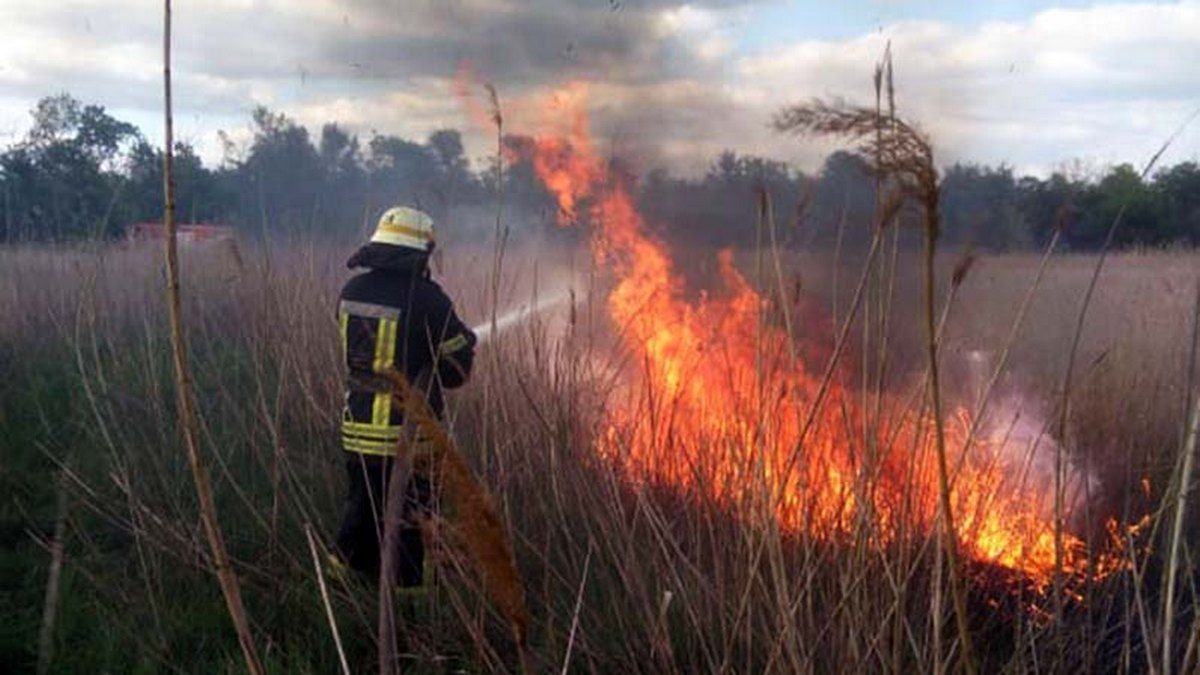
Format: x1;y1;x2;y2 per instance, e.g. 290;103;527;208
160;2;262;673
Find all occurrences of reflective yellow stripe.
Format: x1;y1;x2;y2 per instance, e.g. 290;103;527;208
342;437;398;455
345;316;408;454
341;437;436;456
340;300;400;320
372;317;397;374
372;318;389;373
342;433;395;446
376;222;433;241
370;318;397;426
341;422;431;442
341;421;403;440
370;393;389;426
380;318;397;370
438;333;469;355
339;313;352;427
342;432;401;445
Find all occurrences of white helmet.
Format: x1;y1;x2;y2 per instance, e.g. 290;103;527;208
370;206;434;251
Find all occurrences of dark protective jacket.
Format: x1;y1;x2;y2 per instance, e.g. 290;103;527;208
338;243;476;455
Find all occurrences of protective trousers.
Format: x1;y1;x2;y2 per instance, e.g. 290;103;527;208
335;453;431;587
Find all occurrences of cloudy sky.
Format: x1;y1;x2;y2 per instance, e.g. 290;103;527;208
0;0;1197;177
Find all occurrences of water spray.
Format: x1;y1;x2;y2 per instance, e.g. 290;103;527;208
472;287;573;344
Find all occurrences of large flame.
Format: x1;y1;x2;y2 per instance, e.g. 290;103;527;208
507;83;1119;587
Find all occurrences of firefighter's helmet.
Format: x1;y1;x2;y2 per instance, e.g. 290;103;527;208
370;206;434;251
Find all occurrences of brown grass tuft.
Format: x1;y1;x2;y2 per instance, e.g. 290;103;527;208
379;368;533;669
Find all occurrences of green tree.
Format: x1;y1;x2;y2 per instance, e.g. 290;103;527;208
425;128;480;213
231;107;323;233
0;94;139;240
941;164;1031;250
808;151;877;249
1077;164;1166;248
1155;162;1200;245
317;123;367;230
125;140;230;225
367;134;440;218
1017;173;1080;248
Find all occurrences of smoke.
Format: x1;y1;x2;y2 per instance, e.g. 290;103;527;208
958;348;1097;524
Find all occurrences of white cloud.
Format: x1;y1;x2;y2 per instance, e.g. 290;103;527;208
732;2;1200;174
0;1;1196;177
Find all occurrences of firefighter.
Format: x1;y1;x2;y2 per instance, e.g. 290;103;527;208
332;205;476;588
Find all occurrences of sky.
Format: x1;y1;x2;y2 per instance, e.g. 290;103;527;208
0;0;1197;178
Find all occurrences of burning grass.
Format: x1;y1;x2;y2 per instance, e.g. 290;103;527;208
507;84;1135;596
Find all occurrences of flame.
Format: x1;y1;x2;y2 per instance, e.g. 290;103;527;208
506;83;1123;589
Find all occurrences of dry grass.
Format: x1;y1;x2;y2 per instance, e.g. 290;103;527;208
0;237;1198;673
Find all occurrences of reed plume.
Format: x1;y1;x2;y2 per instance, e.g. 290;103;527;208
774;95;977;674
379;368;533;671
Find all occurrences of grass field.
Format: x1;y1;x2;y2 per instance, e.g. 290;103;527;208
1;239;1198;673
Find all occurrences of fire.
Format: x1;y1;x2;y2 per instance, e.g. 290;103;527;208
506;83;1121;589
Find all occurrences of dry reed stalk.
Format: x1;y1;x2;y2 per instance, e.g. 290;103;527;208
870;50;914;675
487;82;508;351
1163;281;1200;674
376;429;413;675
304;524;351;675
161;3;262;672
484;82;511;493
760;198;947;672
36;471;68;675
378;368;533;672
756;189;807;674
774;95;977;674
1050;115;1192;633
919;171;977;675
560;543;592;674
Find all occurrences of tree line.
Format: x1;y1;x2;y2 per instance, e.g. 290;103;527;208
2;93;1198;250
